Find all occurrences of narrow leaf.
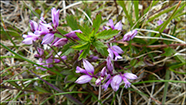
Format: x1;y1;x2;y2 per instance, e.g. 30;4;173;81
93;14;102;33
76;32;89;41
72;42;89;50
66;15;79;30
79;44;90;60
96;29;119;39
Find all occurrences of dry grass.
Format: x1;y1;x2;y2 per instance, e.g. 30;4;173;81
1;0;186;105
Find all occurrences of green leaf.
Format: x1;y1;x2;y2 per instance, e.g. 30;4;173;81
54;33;63;38
96;29;119;39
96;47;108;56
93;14;102;33
133;0;139;28
78;23;92;36
72;42;89;50
57;28;68;35
35;86;49;93
117;1;133;27
130;59;137;66
79;44;90;60
62;42;76;55
168;62;186;74
161;47;176;57
92;40;107;48
174;55;186;63
8;81;22;89
66;15;79;30
76;32;89;41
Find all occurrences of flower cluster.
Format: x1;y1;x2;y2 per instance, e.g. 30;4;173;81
22;8;82;70
22;7;138;92
75;20;138;91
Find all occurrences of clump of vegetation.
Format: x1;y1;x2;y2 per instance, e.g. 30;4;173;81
1;1;186;104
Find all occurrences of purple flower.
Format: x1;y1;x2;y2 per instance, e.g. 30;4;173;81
75;59;95;84
103;19;122;31
41;33;54;44
46;57;53;68
107;45;123;61
52;38;68;47
157;19;163;25
122;78;131;88
22;32;40;44
123;73;137;80
95;77;103;85
64;30;82;40
111;75;122;91
106;57;113;73
102;78;112;91
75;75;92;84
35;62;47;71
121;73;137;88
122;30;138;41
51;8;60;29
30;20;39;32
38;23;53;35
100;67;107;77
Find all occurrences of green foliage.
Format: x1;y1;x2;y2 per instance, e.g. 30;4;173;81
95;29;119;39
161;47;176;57
93;13;102;33
66;15;79;30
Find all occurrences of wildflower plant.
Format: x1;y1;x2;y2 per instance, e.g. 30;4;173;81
1;1;186;105
21;7;138;92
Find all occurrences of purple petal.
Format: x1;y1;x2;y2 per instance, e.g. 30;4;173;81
103;26;110;30
111;75;122;91
123;73;137;80
122;31;131;41
107;48;114;60
46;57;53;64
39;23;53;35
64;30;82;40
107;19;114;29
53;38;68;47
61;56;67;60
106;57;113;73
22;38;33;44
157;19;163;25
42;33;54;44
75;75;92;84
30;20;38;32
122;77;131;88
112;45;123;54
83;59;94;74
37;47;44;56
76;66;87;74
100;67;107;77
51;8;60;29
114;21;122;30
54;59;61;63
102;78;112;91
130;30;138;39
95;77;103;85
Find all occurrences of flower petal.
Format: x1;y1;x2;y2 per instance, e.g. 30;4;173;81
122;77;131;88
102;78;112;91
83;59;94;74
107;19;114;29
111;75;122;91
123;73;137;80
75;75;92;84
42;33;54;44
76;66;87;74
114;21;122;30
112;45;123;54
